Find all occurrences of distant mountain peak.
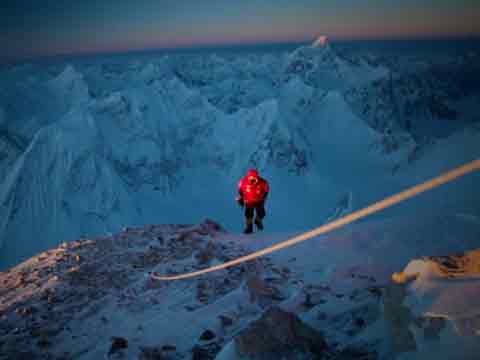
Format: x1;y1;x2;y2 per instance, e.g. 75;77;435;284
312;35;329;48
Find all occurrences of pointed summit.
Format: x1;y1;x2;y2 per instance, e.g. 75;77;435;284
289;35;334;63
311;35;329;48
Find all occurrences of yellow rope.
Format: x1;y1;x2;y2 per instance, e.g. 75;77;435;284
151;159;480;281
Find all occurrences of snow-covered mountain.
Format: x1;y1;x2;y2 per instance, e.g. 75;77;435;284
0;39;479;271
344;51;480;140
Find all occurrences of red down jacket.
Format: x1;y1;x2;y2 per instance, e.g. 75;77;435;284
238;169;269;206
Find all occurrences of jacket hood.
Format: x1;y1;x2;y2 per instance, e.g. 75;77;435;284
247;169;259;178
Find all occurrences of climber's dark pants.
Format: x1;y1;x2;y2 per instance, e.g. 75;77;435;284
245;202;266;220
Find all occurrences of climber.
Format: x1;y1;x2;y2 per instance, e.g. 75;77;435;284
236;169;270;234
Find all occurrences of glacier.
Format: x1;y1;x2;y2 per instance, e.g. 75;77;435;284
0;40;480;271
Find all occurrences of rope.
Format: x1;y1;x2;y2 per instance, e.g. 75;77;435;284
151;159;480;281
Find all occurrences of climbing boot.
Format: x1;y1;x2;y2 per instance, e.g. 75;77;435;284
244;218;253;234
254;217;264;231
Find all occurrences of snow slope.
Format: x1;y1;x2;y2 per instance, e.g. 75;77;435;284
0;40;479;270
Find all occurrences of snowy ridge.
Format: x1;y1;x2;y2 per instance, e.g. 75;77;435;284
1;213;480;359
0;41;479;271
284;39;388;91
0;106;137;266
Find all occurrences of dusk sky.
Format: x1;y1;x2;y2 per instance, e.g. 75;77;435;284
1;0;479;62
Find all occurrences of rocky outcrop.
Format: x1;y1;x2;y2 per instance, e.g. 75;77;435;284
234;306;327;359
384;248;480;359
0;220;241;359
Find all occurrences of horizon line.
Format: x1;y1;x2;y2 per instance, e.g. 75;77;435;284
2;33;480;66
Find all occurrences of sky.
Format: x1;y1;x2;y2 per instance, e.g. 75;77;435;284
1;0;479;62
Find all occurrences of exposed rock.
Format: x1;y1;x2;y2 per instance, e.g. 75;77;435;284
161;344;176;351
382;283;417;354
192;342;222;360
37;335;51;348
235;306;327;359
0;221;238;359
192;345;211;360
218;314;234;328
7;351;39;360
195;241;217;264
196;281;211;303
246;275;285;305
303;291;327;308
109;337;128;355
332;345;378;360
423;249;480;277
354;317;366;328
139;346;167;360
4;214;478;360
385;248;480;357
15;306;36;317
201;219;226;235
139;344;177;359
199;329;216;341
415;316;446;340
